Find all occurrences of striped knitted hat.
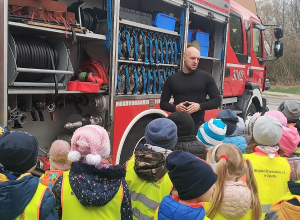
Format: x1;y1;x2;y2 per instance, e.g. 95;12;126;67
197;119;227;147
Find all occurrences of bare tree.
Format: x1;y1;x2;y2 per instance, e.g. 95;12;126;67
257;0;300;85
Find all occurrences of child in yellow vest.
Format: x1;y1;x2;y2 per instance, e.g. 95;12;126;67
264;163;300;220
246;116;290;217
206;143;261;220
0;131;58;220
155;151;217;220
40;140;71;190
52;125;132;220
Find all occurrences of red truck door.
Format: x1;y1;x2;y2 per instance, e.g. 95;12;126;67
224;10;248;97
247;18;266;90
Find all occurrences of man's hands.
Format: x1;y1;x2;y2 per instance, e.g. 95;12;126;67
176;101;200;114
186;102;200;114
176;101;188;112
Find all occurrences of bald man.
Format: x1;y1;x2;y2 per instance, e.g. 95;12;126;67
160;47;221;135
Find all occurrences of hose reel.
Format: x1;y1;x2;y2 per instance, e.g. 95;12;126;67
7;33;74;87
12;34;59;82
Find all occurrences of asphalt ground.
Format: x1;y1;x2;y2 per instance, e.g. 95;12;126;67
262;91;300;111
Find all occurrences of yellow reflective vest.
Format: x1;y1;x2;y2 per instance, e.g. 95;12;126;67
246;153;290;217
14;183;48;220
126;156;173;220
273;191;300;207
204;202;252;220
61;170;123;220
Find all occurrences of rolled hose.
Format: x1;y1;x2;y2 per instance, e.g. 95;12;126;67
13;34;59;82
79;60;108;84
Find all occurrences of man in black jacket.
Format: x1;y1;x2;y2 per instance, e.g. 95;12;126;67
160;47;221;135
168;111;207;160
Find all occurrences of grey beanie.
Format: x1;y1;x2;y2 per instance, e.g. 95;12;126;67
231;116;245;136
278;100;300;122
253;116;283;146
144;118;178;150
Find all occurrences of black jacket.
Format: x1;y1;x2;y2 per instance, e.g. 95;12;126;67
174;136;207;160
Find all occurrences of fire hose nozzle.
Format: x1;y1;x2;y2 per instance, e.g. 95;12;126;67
64;121;83;129
64;116;103;129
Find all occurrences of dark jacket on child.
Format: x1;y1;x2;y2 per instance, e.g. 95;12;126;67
168;111;207;160
175;136;207;160
0;168;58;220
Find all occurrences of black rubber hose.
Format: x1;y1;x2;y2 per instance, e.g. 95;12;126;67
13;34;59;82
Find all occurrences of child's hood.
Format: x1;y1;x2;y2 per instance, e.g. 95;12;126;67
0;173;38;219
219;181;252;219
68;161;126;207
133;144;170;182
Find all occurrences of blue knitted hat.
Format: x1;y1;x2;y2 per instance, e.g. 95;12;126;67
167;151;217;200
0;132;38;172
145;118;178;150
197;119;227;147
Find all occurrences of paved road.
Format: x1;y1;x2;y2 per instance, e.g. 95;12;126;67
262;91;300;111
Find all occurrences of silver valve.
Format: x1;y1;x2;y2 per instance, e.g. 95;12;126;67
64;116;103;129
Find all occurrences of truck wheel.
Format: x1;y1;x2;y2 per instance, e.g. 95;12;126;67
246;103;256;116
119;117;153;166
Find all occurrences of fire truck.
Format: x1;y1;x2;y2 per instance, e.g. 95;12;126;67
0;0;283;169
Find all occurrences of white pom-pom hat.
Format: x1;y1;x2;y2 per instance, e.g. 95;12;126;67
68;125;110;166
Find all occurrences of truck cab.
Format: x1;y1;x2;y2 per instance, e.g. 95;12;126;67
223;0;283;123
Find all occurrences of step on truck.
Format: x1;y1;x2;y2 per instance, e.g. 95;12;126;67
0;0;283;171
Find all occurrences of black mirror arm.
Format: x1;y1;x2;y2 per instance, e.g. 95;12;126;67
264;57;279;62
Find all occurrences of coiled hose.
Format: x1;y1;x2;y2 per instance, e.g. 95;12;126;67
13;34;59;82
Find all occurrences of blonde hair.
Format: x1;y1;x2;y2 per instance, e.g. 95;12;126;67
207;144;261;220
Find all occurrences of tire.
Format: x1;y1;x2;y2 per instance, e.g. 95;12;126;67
246;103;256;116
119;117;153;166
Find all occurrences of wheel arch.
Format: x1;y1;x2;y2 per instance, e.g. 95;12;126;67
115;109;168;165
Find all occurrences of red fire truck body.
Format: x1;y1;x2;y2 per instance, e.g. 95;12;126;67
0;0;282;170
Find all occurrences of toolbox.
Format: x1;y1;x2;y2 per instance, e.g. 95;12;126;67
152;13;176;31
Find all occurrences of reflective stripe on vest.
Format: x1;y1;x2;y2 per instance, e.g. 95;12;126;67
246;153;290;216
204;202;252;220
15;183;48;220
125;156;173;220
61;170;123;220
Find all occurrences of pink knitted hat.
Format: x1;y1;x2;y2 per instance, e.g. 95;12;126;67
49;140;71;171
264;110;300;155
264;110;288;126
68;125;110;166
279;126;300;156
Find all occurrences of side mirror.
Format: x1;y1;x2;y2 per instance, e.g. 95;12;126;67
254;23;266;31
274;27;283;39
258;57;265;66
274;41;283;58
